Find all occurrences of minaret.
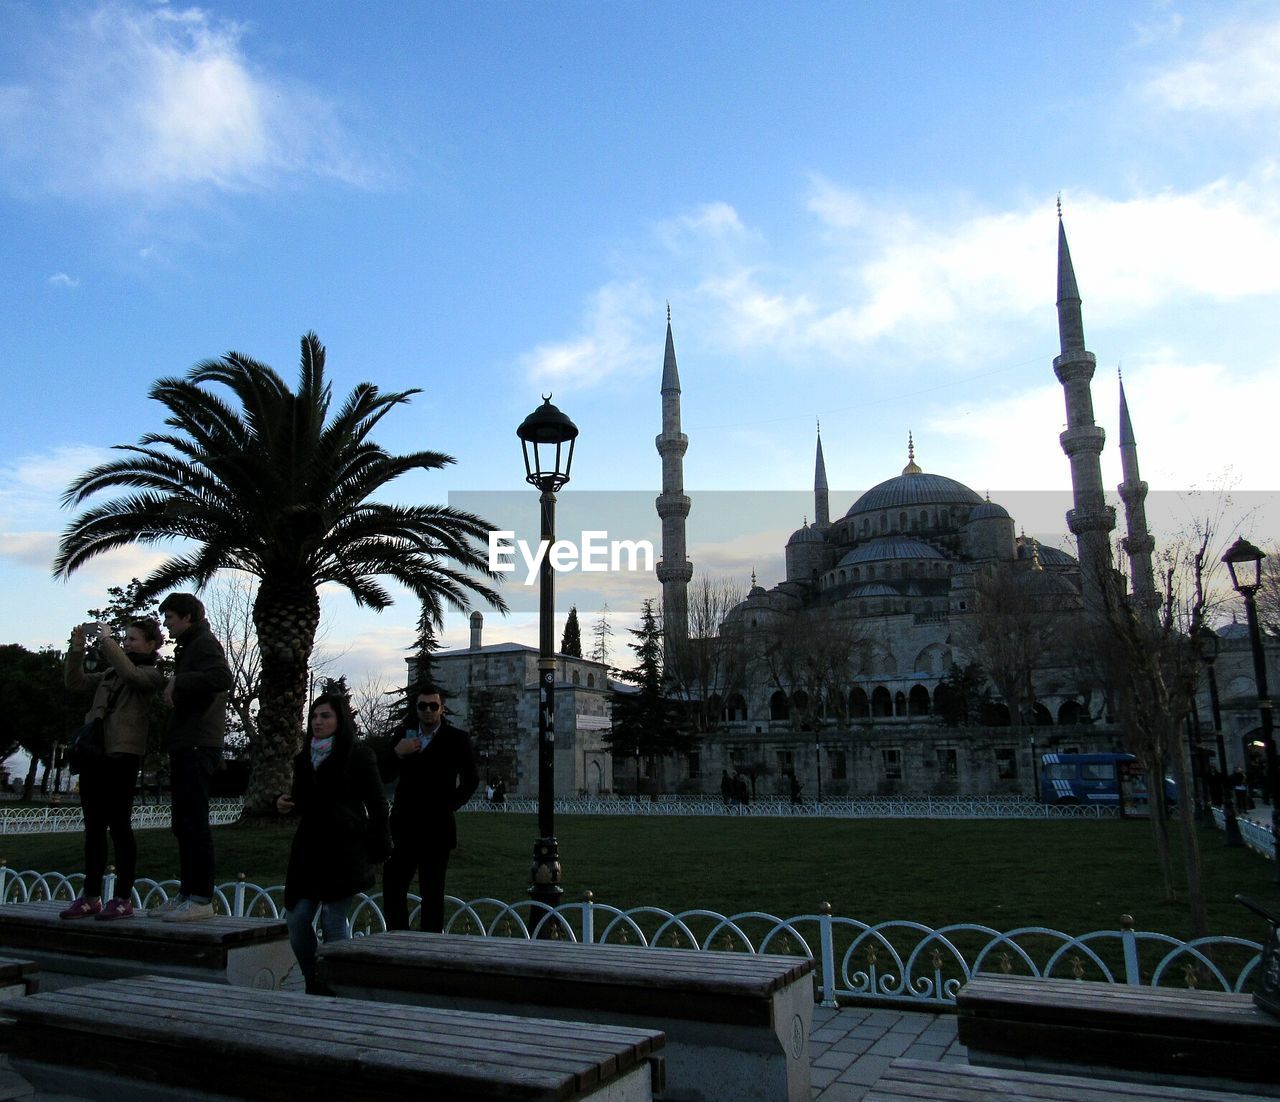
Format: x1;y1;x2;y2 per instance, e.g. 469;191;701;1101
814;421;830;530
1117;372;1159;617
1053;210;1115;609
656;307;692;659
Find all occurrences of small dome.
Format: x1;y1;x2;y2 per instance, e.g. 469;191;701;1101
968;500;1011;521
838;537;947;569
787;523;826;546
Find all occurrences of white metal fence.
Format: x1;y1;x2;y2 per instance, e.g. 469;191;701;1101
0;867;1263;1009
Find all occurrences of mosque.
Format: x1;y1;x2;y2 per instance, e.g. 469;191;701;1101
641;216;1160;797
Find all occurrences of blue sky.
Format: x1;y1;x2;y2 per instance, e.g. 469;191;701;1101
2;0;1278;684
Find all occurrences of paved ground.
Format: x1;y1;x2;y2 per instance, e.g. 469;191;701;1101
810;1003;966;1101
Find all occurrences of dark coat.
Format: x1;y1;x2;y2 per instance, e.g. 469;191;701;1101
165;621;233;751
284;740;391;908
379;720;479;853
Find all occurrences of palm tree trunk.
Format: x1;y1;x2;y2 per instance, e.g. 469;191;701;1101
241;578;320;819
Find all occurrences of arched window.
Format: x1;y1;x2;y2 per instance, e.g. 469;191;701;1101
852;567;860;580
769;691;789;721
849;687;870;718
982;701;1011;726
1057;700;1082;725
899;511;908;531
871;686;893;717
587;673;595;688
894;691;907;716
572;671;580;685
1032;702;1053;726
908;684;931;716
880;514;888;532
725;693;748;722
919;510;929;528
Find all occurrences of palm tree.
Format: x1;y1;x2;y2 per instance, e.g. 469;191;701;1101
54;332;506;815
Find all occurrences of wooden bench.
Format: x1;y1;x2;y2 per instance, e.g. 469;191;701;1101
864;1058;1273;1101
0;974;666;1102
957;974;1280;1096
0;958;37;1000
0;901;296;991
318;932;814;1102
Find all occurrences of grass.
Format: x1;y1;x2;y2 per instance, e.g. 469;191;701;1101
4;813;1277;944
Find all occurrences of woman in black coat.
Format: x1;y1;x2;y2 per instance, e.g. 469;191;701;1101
276;693;391;993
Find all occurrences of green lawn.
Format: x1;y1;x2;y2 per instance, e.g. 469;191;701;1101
4;813;1277;944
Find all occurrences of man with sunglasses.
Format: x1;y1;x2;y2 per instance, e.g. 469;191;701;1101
379;685;479;932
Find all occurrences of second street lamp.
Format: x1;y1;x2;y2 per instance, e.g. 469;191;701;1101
517;396;579;926
1223;536;1280;879
1197;626;1244;847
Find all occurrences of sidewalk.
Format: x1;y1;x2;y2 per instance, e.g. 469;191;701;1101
810;1003;966;1100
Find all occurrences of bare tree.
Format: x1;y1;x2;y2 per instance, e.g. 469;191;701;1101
666;575;749;732
757;611;868;732
349;673;401;741
206;574;263;750
958;563;1074;725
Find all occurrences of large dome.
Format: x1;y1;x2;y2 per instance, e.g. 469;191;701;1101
845;471;984;519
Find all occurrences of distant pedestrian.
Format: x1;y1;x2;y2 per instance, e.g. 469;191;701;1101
721;770;734;806
734;772;750;809
150;593;232;922
790;774;803;805
60;619;165;921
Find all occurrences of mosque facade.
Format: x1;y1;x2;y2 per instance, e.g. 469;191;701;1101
637;218;1161;798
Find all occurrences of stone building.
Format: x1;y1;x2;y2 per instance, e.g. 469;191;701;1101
413;612;615;797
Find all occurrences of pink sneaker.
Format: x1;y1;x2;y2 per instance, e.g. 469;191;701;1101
95;898;134;921
59;896;102;920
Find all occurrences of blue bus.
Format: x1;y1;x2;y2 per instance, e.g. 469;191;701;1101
1039;752;1176;809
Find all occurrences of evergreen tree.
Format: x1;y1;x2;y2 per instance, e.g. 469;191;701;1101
86;578;163;638
605;600;693;792
590;605;613;665
409;600;442;690
560;606;583;657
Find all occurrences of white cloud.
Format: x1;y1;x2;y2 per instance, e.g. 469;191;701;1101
0;2;383;201
47;272;79;289
1143;15;1280;115
521;281;656;390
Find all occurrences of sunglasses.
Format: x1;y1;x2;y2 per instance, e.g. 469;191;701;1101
416;701;442;712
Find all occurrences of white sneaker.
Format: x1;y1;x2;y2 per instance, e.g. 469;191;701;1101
162;898;215;923
147;895;186;918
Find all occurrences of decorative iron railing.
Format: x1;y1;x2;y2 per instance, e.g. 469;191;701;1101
0;866;1260;1009
0;800;243;835
1212;806;1276;861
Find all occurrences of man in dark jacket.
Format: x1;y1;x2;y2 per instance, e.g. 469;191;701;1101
379;685;479;932
151;593;232;922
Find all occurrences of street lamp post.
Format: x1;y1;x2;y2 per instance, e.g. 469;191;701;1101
1223;536;1280;879
517;396;579;925
815;734;823;805
1197;626;1243;847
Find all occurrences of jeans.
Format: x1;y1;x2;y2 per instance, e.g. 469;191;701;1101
169;747;220;899
79;753;140;898
285;896;354;987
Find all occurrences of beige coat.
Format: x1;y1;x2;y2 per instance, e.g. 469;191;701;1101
64;638;165;757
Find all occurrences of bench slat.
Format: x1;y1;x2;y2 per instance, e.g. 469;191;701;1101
866;1059;1271;1102
0;976;664;1102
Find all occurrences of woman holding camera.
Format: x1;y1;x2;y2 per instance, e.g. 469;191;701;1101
61;620;165;920
277;693;391;993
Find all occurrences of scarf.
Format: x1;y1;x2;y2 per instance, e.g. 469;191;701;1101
310;736;334;770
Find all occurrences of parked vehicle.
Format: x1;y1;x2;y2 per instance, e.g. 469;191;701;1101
1039;752;1176;810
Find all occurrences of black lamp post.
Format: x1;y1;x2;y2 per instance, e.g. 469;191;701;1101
815;733;823;805
1197;626;1243;847
517;396;579;924
1223;536;1280;878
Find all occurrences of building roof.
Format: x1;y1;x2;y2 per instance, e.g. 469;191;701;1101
837;536;948;567
845;471;984;518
